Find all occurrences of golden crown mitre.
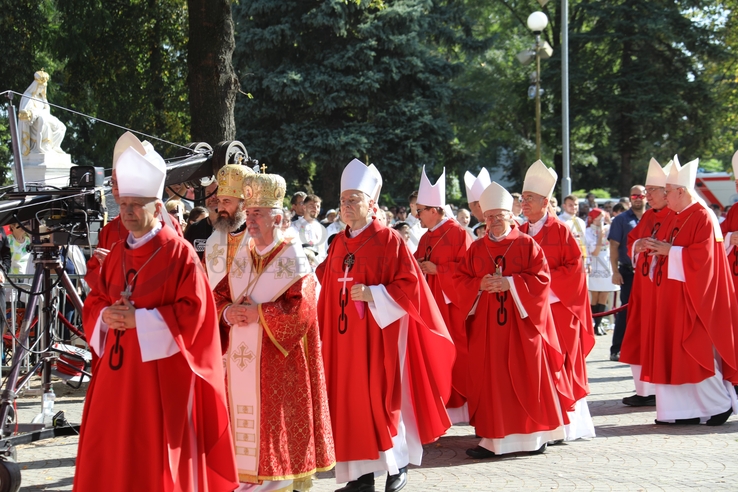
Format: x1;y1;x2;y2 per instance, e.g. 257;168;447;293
242;173;286;208
217;164;255;199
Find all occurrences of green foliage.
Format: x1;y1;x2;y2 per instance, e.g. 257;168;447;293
699;158;726;173
233;0;485;205
573;188;611;199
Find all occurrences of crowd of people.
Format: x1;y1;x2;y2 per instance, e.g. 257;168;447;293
6;131;736;492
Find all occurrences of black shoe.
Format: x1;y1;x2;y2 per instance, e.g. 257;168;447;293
609;352;620;362
622;394;656;407
336;473;375;492
547;439;564;446
654;417;700;425
385;466;407;492
595;326;607;336
706;408;733;426
528;442;547;455
466;445;496;459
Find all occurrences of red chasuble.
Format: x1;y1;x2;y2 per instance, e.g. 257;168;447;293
316;220;454;463
720;205;738;293
619;207;673;365
452;228;564;437
75;226;238;492
212;241;335;482
520;215;594;409
641;202;738;385
414;218;472;408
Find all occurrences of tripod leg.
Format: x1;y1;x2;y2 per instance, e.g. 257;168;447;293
0;267;44;437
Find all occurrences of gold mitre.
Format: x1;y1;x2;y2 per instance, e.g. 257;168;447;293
34;70;50;85
216;164;254;198
242;173;286;209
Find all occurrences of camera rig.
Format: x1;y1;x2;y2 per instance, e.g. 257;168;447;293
0;91;251;492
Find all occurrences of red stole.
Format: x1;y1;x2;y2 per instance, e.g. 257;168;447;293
721;205;738;292
316;220;454;462
414;219;471;408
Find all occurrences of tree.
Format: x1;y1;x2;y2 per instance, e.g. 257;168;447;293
0;0;55;184
53;0;190;169
187;0;239;144
233;0;483;203
567;0;726;194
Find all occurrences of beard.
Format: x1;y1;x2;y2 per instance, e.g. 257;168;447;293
213;209;245;232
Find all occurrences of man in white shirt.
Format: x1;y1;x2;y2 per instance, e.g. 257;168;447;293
559;194;588;263
290;193;328;265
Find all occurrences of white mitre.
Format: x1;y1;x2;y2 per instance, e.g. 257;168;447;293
112;131;155;169
523;160;557;199
464;168;491;203
666;154;698;190
417;165;445;207
116;145;167;198
732;150;738;181
368;163;383;201
645;158;672;188
341;158;381;200
479;182;513;213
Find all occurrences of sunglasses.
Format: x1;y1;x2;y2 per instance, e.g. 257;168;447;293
630;194;646;199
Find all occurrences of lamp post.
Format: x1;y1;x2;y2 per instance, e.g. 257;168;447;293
526;12;548;162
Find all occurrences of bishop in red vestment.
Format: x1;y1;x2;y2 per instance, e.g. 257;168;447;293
316;159;454;492
454;182;564;459
75;144;238;492
719;152;738;293
212;172;334;490
414;166;472;422
640;157;738;425
519;160;595;441
619;158;672;406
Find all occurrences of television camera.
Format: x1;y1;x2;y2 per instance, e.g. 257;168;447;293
0;91;251;492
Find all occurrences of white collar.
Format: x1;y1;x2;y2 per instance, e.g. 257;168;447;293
127;221;163;250
527;212;548;236
488;226;512;242
348;218;374;238
429;217;449;232
254;230;281;256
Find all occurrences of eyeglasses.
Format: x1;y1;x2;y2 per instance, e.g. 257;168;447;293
415;207;431;216
520;195;541;203
631;194;646;199
484;213;508;221
644;187;664;194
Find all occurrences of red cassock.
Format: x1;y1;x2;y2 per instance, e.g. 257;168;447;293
212;242;335;482
75;226;238;492
452;227;565;437
619;207;673;365
520;215;594;410
414;219;472;409
316;220;454;463
720;205;738;292
641;202;738;385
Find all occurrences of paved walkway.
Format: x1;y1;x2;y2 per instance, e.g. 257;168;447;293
14;332;738;491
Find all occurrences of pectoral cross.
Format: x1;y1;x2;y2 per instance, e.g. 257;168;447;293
337;265;353;334
338;265;354;296
260;163;268;173
120;286;132;301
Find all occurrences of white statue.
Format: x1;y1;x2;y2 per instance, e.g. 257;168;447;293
18;70;68;157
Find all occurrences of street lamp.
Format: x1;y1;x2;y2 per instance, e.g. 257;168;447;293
527;11;548;162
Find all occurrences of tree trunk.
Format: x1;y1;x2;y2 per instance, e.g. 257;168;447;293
187;0;239;145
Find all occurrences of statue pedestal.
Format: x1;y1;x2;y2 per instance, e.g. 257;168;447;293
22;152;74;187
